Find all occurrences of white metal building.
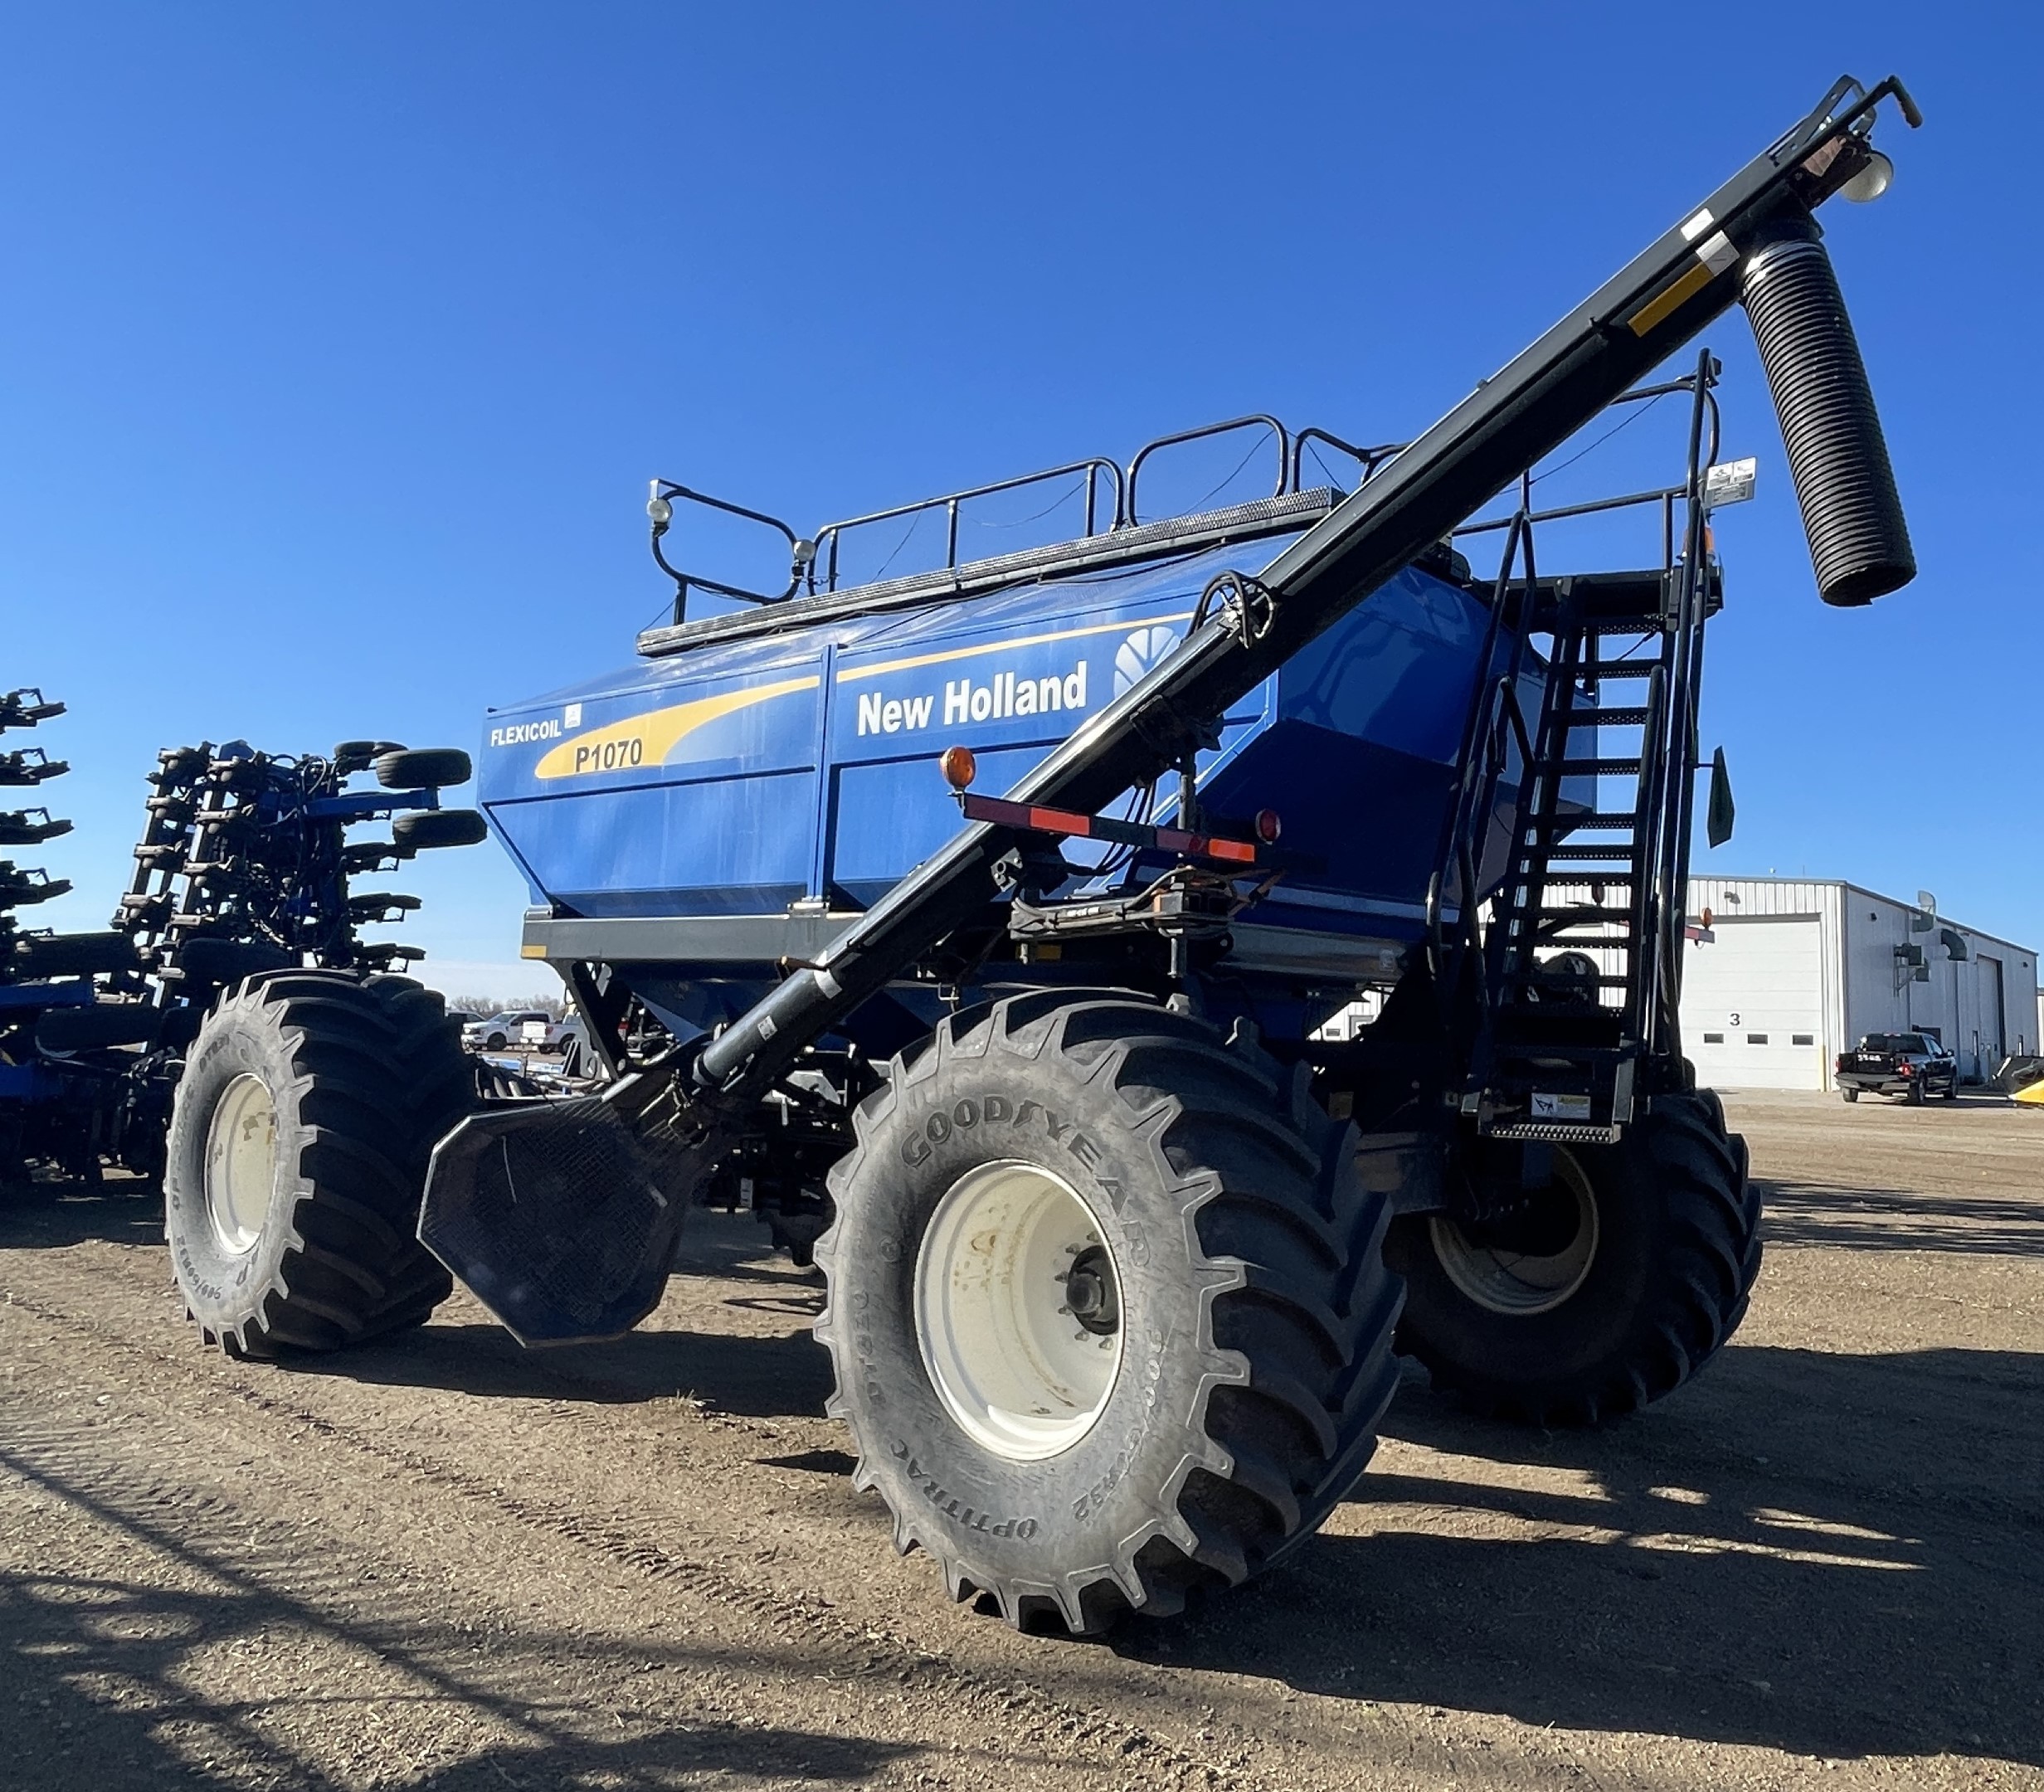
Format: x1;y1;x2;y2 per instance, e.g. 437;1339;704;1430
1677;877;2040;1091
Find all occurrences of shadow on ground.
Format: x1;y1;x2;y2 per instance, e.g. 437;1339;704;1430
11;1178;2041;1769
291;1208;835;1419
304;1318;2044;1765
0;1455;916;1790
297;1319;836;1420
1119;1346;2044;1767
0;1178;161;1249
1756;1176;2044;1255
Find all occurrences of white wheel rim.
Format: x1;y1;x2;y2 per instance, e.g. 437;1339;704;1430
1430;1148;1599;1316
203;1073;279;1255
914;1160;1123;1462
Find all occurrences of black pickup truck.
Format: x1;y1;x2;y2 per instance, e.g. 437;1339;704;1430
1836;1032;1960;1103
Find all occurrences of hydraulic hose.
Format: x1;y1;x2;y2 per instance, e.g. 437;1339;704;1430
1740;214;1914;606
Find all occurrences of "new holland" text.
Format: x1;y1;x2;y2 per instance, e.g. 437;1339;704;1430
854;661;1088;736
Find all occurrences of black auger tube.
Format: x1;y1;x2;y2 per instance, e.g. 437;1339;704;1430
1741;217;1914;605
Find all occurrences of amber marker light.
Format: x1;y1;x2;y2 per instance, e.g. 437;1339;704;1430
939;745;977;791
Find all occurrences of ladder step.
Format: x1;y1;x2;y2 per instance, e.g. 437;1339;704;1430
1560;706;1650;728
1560;811;1638;829
1513;908;1637;924
1512;884;1638;905
1553;757;1642;777
1580;661;1657;679
1542;845;1641;862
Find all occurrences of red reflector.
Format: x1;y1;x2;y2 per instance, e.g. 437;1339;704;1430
1026;806;1091;836
1254;808;1282;845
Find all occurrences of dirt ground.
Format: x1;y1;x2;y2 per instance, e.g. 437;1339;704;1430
2;1088;2039;1790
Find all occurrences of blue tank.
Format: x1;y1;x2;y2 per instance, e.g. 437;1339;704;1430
478;522;1557;975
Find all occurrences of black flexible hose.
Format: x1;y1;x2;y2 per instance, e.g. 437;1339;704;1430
1740;215;1914;606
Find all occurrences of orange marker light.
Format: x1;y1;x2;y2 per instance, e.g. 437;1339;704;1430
939;745;977;791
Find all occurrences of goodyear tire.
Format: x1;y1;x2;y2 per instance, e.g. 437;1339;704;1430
164;970;471;1356
1386;1091;1759;1426
814;992;1402;1634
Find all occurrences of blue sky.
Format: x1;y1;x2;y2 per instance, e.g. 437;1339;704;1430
3;5;2037;997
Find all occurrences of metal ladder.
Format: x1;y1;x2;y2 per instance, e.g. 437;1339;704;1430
1453;358;1722;1138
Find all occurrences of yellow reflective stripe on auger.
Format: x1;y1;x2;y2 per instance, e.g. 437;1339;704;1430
533;675;820;779
1628;207;1742;338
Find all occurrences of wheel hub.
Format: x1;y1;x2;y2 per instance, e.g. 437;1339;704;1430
202;1072;279;1255
1062;1243;1120;1336
1430;1147;1599;1316
914;1161;1124;1462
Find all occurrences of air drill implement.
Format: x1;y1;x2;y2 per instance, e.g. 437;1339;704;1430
166;78;1919;1631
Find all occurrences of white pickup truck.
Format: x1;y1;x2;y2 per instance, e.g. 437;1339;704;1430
463;1010;556;1052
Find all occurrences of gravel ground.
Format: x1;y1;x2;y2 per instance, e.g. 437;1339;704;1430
2;1088;2038;1790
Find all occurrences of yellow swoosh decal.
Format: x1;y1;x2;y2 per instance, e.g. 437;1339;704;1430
533;675;820;779
836;610;1192;684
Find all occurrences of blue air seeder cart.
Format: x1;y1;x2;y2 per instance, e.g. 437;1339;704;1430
163;80;1920;1632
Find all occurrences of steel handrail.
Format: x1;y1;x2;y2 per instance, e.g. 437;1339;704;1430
646;480;808;624
1126;416;1290;526
810;459;1124;594
1647;358;1724;1058
1287;426;1406;493
1428;501;1538;982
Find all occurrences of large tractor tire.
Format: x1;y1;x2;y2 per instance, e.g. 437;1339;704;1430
1386;1091;1758;1426
814;992;1403;1634
163;970;470;1357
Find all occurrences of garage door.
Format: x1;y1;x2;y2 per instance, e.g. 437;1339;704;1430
1679;917;1827;1090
